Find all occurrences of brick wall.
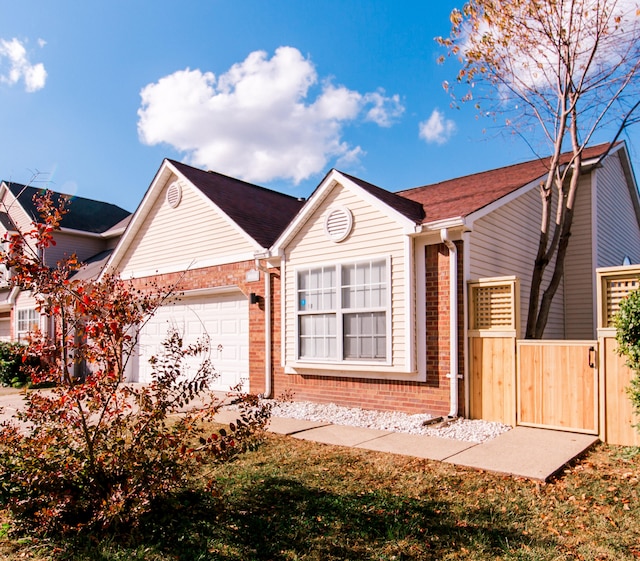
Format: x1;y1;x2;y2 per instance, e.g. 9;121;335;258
131;241;465;417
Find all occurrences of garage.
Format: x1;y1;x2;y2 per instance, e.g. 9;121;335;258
128;290;249;392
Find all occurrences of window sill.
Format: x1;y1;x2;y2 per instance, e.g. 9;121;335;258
284;362;425;382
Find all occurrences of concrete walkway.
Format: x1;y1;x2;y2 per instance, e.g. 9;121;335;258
216;411;599;481
0;389;598;481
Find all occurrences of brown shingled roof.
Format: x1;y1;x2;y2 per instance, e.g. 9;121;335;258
169;160;305;248
398;143;615;224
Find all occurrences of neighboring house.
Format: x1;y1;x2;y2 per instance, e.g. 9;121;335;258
0;181;131;341
108;142;640;418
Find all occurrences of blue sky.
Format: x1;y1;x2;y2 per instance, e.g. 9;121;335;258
1;0;639;213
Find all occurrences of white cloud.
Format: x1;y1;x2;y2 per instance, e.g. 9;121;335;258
363;90;404;127
419;109;456;144
137;46;405;184
461;0;640;92
0;38;47;92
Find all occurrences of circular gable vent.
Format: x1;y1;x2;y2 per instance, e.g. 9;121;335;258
166;181;182;209
324;206;353;242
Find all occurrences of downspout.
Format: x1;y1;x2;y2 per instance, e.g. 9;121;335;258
440;228;459;418
255;258;273;399
462;230;471;418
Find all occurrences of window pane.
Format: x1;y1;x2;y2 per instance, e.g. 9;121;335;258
343;312;386;360
371;286;385;307
371;261;383;283
323;268;335;289
299;270;309;290
298;259;388;362
298;267;336;311
17;308;38;334
342;264;355;286
309;269;319;289
299;314;336;359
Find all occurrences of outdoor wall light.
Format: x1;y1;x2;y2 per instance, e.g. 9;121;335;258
250;292;261;305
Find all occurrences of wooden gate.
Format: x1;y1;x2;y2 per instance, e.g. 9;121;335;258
516;340;598;434
468;269;640;446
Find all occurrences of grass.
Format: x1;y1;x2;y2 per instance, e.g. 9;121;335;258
0;433;638;560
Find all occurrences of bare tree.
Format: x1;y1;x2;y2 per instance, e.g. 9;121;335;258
438;0;640;338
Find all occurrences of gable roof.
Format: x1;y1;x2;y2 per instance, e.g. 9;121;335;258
4;182;131;234
398;142;617;224
339;171;425;223
168;160;305;247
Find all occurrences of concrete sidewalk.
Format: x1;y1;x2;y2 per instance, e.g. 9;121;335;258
216;410;599;481
0;389;598;481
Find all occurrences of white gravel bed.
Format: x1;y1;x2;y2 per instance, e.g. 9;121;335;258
268;400;511;443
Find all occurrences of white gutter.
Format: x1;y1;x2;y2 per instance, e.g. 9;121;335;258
440;228;459;418
255;257;273;399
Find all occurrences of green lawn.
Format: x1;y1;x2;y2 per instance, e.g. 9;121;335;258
1;433;638;560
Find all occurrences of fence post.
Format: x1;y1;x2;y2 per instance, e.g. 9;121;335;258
467;277;518;425
596;266;640;446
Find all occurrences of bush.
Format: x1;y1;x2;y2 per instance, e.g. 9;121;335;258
0;329;271;536
0;341;25;387
0;190;272;536
614;287;640;429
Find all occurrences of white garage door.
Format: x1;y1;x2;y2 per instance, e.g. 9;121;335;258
130;291;249;392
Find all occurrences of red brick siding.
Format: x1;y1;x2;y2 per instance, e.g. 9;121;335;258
130;241;464;417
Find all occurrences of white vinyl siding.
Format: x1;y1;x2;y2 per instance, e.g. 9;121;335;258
284;184;409;373
564;175;595;339
0;188;33;234
469;186;565;339
117;177;257;275
596;152;640;267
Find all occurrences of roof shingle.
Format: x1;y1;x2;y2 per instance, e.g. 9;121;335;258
169;160;305;247
397;143;615;224
4;183;131;234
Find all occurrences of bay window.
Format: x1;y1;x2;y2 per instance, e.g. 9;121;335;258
297;258;389;362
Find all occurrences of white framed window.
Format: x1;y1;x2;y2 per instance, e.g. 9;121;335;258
16;308;39;338
296;257;390;362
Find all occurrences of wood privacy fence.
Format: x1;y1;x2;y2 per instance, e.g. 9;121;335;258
468;267;640;446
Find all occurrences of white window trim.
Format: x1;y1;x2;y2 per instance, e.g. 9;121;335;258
294;255;392;366
16;307;39;339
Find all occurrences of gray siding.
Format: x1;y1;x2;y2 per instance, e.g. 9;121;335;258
564;174;595;339
596;152;640;267
469;186;565;339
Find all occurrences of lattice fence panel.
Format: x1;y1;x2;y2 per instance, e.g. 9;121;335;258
605;277;639;327
471;283;514;331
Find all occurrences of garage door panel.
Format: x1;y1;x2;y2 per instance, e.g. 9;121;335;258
133;291;249;392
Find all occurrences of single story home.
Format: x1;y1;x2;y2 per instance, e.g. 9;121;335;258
0;181;131;342
106;141;640;418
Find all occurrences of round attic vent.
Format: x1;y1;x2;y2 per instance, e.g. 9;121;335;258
324;206;353;242
166;181;182;209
